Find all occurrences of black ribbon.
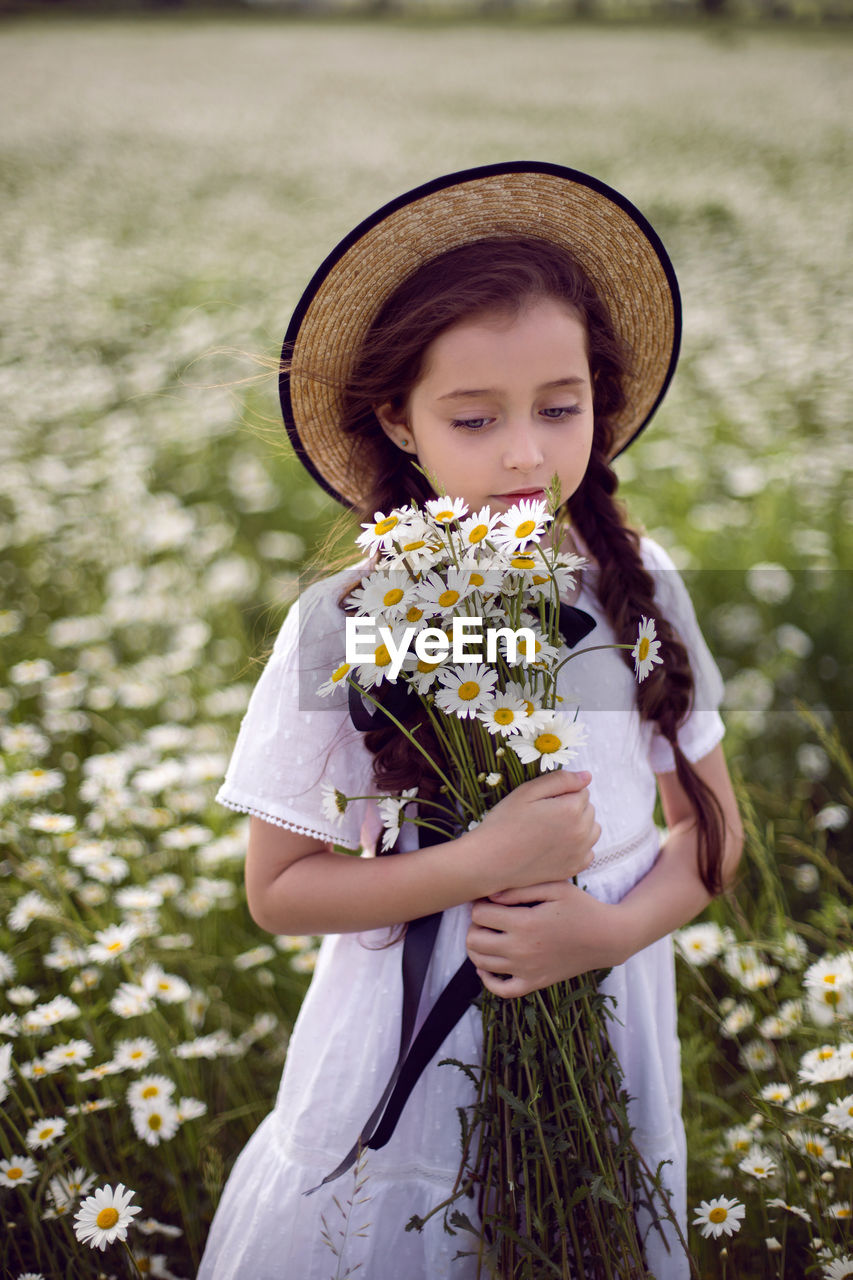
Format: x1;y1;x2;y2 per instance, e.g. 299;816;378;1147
307;602;596;1191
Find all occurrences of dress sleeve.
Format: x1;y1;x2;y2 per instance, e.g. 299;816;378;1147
215;578;374;850
641;538;726;774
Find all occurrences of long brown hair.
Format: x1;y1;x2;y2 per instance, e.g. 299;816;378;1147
330;237;725;894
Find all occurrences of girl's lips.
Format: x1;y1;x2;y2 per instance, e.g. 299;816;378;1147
493;488;546;499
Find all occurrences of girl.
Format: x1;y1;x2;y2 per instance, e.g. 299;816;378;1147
198;162;742;1279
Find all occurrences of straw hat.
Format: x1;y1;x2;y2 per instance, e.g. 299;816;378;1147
280;161;681;509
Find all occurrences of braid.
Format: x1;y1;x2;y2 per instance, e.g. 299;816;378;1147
569;448;726;894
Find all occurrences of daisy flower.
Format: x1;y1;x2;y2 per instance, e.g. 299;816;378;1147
766;1197;811;1224
478;690;529;737
316;660;352;699
345;571;418;621
823;1256;853;1279
113;1037;159;1071
824;1095;853;1132
425;495;468;525
759;1082;792;1104
135;1216;183;1238
320;781;349;828
674;922;728;966
417;568;478;616
141;965;191;1004
692;1195;746;1239
127;1074;175;1108
73;1182;141;1250
25;1116;67;1150
786;1088;819;1114
434;664;499;720
738;963;781;992
109;982;155;1019
0;1154;38;1187
720;1001;754;1038
48;1166;96;1208
507;629;561;669
738;1147;777;1179
131;1096;181;1146
513;711;587;772
791;1130;836;1164
43;1039;94;1070
800;1045;846;1084
827;1203;853;1222
377;788;419;854
458;506;501;548
88;923;140;965
493;498;550;551
631;617;664;682
356;510;405;556
739;1039;776;1071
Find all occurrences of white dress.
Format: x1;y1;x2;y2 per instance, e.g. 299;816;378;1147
198;538;725;1280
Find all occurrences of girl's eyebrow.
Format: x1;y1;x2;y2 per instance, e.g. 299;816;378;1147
437;376;586;402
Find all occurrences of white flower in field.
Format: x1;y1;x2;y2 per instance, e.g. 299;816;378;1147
291;951;318;974
377;787;419;853
28;811;76;834
109;982;155;1019
692;1195;745;1239
786;1089;819;1114
759;1081;792;1105
66;1097;116;1116
0;1012;20;1037
824;1095;853;1132
736;961;780;992
131;1095;181;1146
25;1116;67;1150
175;1095;207;1122
835;1042;853;1077
77;1061;123;1083
758;998;802;1040
492;497;549;551
115;886;163;912
0;1042;12;1103
814;804;850;832
767;1197;812;1224
478;689;529;737
127;1074;175;1109
73;1182;140;1250
9;659;53;685
7;986;37;1007
722;944;762;983
800;1045;847;1084
276;935;315;952
425;495;468;525
805;953;853;994
134;1216;183;1238
513;711;587;772
88;923;140;964
320;781;348;828
0;1154;38;1188
791;1130;836;1164
719;1001;754;1039
739;1039;775;1071
234;945;276;971
746;562;793;604
827;1203;853;1222
48;1166;96;1210
21;1056;55;1081
7;889;60;932
738;1147;776;1180
9;768;64;800
0;952;16;985
44;936;89;972
174;1030;237;1060
765;1236;782;1252
674;922;728;966
141;965;191;1005
21;994;80;1034
631;617;664;683
114;1037;158;1071
43;1040;94;1071
0;610;23;637
161;824;211;850
435;663;499;720
486;772;502;787
793;863;820;893
823;1258;853;1280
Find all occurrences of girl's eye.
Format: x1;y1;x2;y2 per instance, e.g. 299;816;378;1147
540;406;582;420
450;417;492;432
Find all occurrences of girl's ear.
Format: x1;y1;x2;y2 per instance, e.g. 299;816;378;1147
375;402;416;453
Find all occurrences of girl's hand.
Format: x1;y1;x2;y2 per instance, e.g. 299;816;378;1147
475;770;600;894
466;881;626;998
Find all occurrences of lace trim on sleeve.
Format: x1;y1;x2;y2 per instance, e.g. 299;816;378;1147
215;794;362;851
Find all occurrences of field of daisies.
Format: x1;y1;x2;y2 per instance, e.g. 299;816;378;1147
0;16;851;1279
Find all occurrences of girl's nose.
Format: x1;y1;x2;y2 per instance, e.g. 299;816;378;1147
502;419;545;473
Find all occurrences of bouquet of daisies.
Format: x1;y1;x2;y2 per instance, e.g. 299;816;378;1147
319;486;691;1278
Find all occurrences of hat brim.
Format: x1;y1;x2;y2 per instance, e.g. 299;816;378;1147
280;161;681;509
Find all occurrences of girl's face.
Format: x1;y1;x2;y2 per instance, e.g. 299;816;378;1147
377;297;594;518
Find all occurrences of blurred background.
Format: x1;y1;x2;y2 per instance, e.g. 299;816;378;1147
0;8;851;1276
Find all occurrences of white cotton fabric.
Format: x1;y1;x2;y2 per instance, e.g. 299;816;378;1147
199;538;725;1280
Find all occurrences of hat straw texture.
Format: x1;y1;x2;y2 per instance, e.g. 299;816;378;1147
281;162;680;509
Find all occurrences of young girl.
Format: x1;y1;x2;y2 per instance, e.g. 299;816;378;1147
198;162;742;1279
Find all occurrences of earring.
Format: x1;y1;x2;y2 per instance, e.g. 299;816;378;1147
399;438;408;448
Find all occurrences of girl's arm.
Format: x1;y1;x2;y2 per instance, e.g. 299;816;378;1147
466;743;743;997
245;768;601;936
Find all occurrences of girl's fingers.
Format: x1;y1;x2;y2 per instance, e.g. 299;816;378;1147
487;883;563;906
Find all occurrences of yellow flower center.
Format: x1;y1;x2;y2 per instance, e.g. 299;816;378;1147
638;637;650;661
402;539;425;552
374;517;397;536
148;1115;162;1131
106;940;123;952
494;708;515;725
515;519;536;538
417;659;440;673
534;733;561;754
467;523;488;543
470;572;485;586
458;681;481;701
6;1166;23;1180
383;588;405;607
823;974;838;984
818;1048;835;1059
332;663;350;682
38;1127;54;1140
511;554;536;570
142;1085;158;1098
532;573;549;585
438;590;459;608
158;981;170;991
824;990;841;1005
708;1207;728;1224
519;637;542;657
433;509;456;523
406;606;423;623
138;1262;152;1274
96;1206;120;1229
805;1140;822;1156
374;645;391;667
